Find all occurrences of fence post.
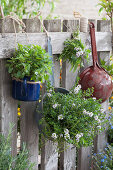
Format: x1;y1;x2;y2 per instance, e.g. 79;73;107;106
20;18;41;169
40;19;61;170
59;20;79;170
0;18;19;156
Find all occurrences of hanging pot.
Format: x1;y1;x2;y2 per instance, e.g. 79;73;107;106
79;22;112;103
12;77;40;101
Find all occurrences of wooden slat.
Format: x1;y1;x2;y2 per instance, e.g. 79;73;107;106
0;32;111;58
23;18;41;33
0;59;18;156
43;19;61;32
97;20;111;32
20;102;39;169
78;147;92;170
20;19;41;169
0;18;20;33
63;20;79;32
41;19;61;170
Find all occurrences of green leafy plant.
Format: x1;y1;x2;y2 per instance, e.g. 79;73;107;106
37;84;107;148
100;57;113;76
6;44;52;82
60;30;90;72
0;126;34;170
97;0;113;29
92;144;113;170
1;0;57;18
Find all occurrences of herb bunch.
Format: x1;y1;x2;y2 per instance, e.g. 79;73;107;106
60;30;90;72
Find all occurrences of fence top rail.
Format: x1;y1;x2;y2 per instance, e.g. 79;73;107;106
0;32;112;59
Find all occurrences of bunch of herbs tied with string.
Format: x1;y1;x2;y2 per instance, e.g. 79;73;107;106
60;29;90;72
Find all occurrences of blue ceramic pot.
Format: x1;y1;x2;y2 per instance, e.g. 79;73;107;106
12;77;40;101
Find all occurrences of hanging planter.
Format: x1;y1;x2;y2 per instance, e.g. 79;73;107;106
12;77;40;101
6;44;52;101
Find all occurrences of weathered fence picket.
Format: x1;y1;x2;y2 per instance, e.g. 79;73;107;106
0;19;112;170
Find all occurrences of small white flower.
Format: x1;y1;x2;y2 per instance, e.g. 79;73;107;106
97;125;101;129
74;88;79;94
83;109;87;114
47;93;52;97
88;112;93;117
92;97;96;101
52;133;57;139
53;104;58;109
100;109;104;113
97;119;101;123
72;103;75;107
58;114;63;120
77;84;81;89
94;116;98;121
64;129;69;134
80;133;83;137
60;134;63;137
49;89;53;93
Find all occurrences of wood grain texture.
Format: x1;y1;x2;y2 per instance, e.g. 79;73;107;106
43;19;61;32
0;32;111;58
23;18;41;33
20;102;39;169
63;20;79;32
0;59;17;156
78;147;92;170
97;20;111;32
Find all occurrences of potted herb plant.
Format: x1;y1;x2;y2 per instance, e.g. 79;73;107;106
36;83;108;148
6;44;52;101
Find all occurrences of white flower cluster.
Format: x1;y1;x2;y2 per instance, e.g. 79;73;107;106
76;133;83;142
74;84;81;94
47;93;52;97
92;97;96;101
83;109;93;117
53;103;61;109
74;47;84;58
64;129;70;140
58;114;63;120
94;116;101;123
51;133;57;139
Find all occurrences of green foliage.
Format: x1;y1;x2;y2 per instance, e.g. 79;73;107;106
100;57;113;76
0;127;34;170
98;0;113;18
38;84;107;148
1;0;57;18
60;30;90;72
97;0;113;29
92;144;113;170
6;44;52;82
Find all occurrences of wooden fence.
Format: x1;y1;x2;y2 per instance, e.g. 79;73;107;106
0;18;112;170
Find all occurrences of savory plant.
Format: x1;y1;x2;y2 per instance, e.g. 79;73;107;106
60;30;90;72
6;44;52;82
0;126;34;170
38;84;107;148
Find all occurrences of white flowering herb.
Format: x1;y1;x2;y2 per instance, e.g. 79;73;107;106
41;85;107;148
